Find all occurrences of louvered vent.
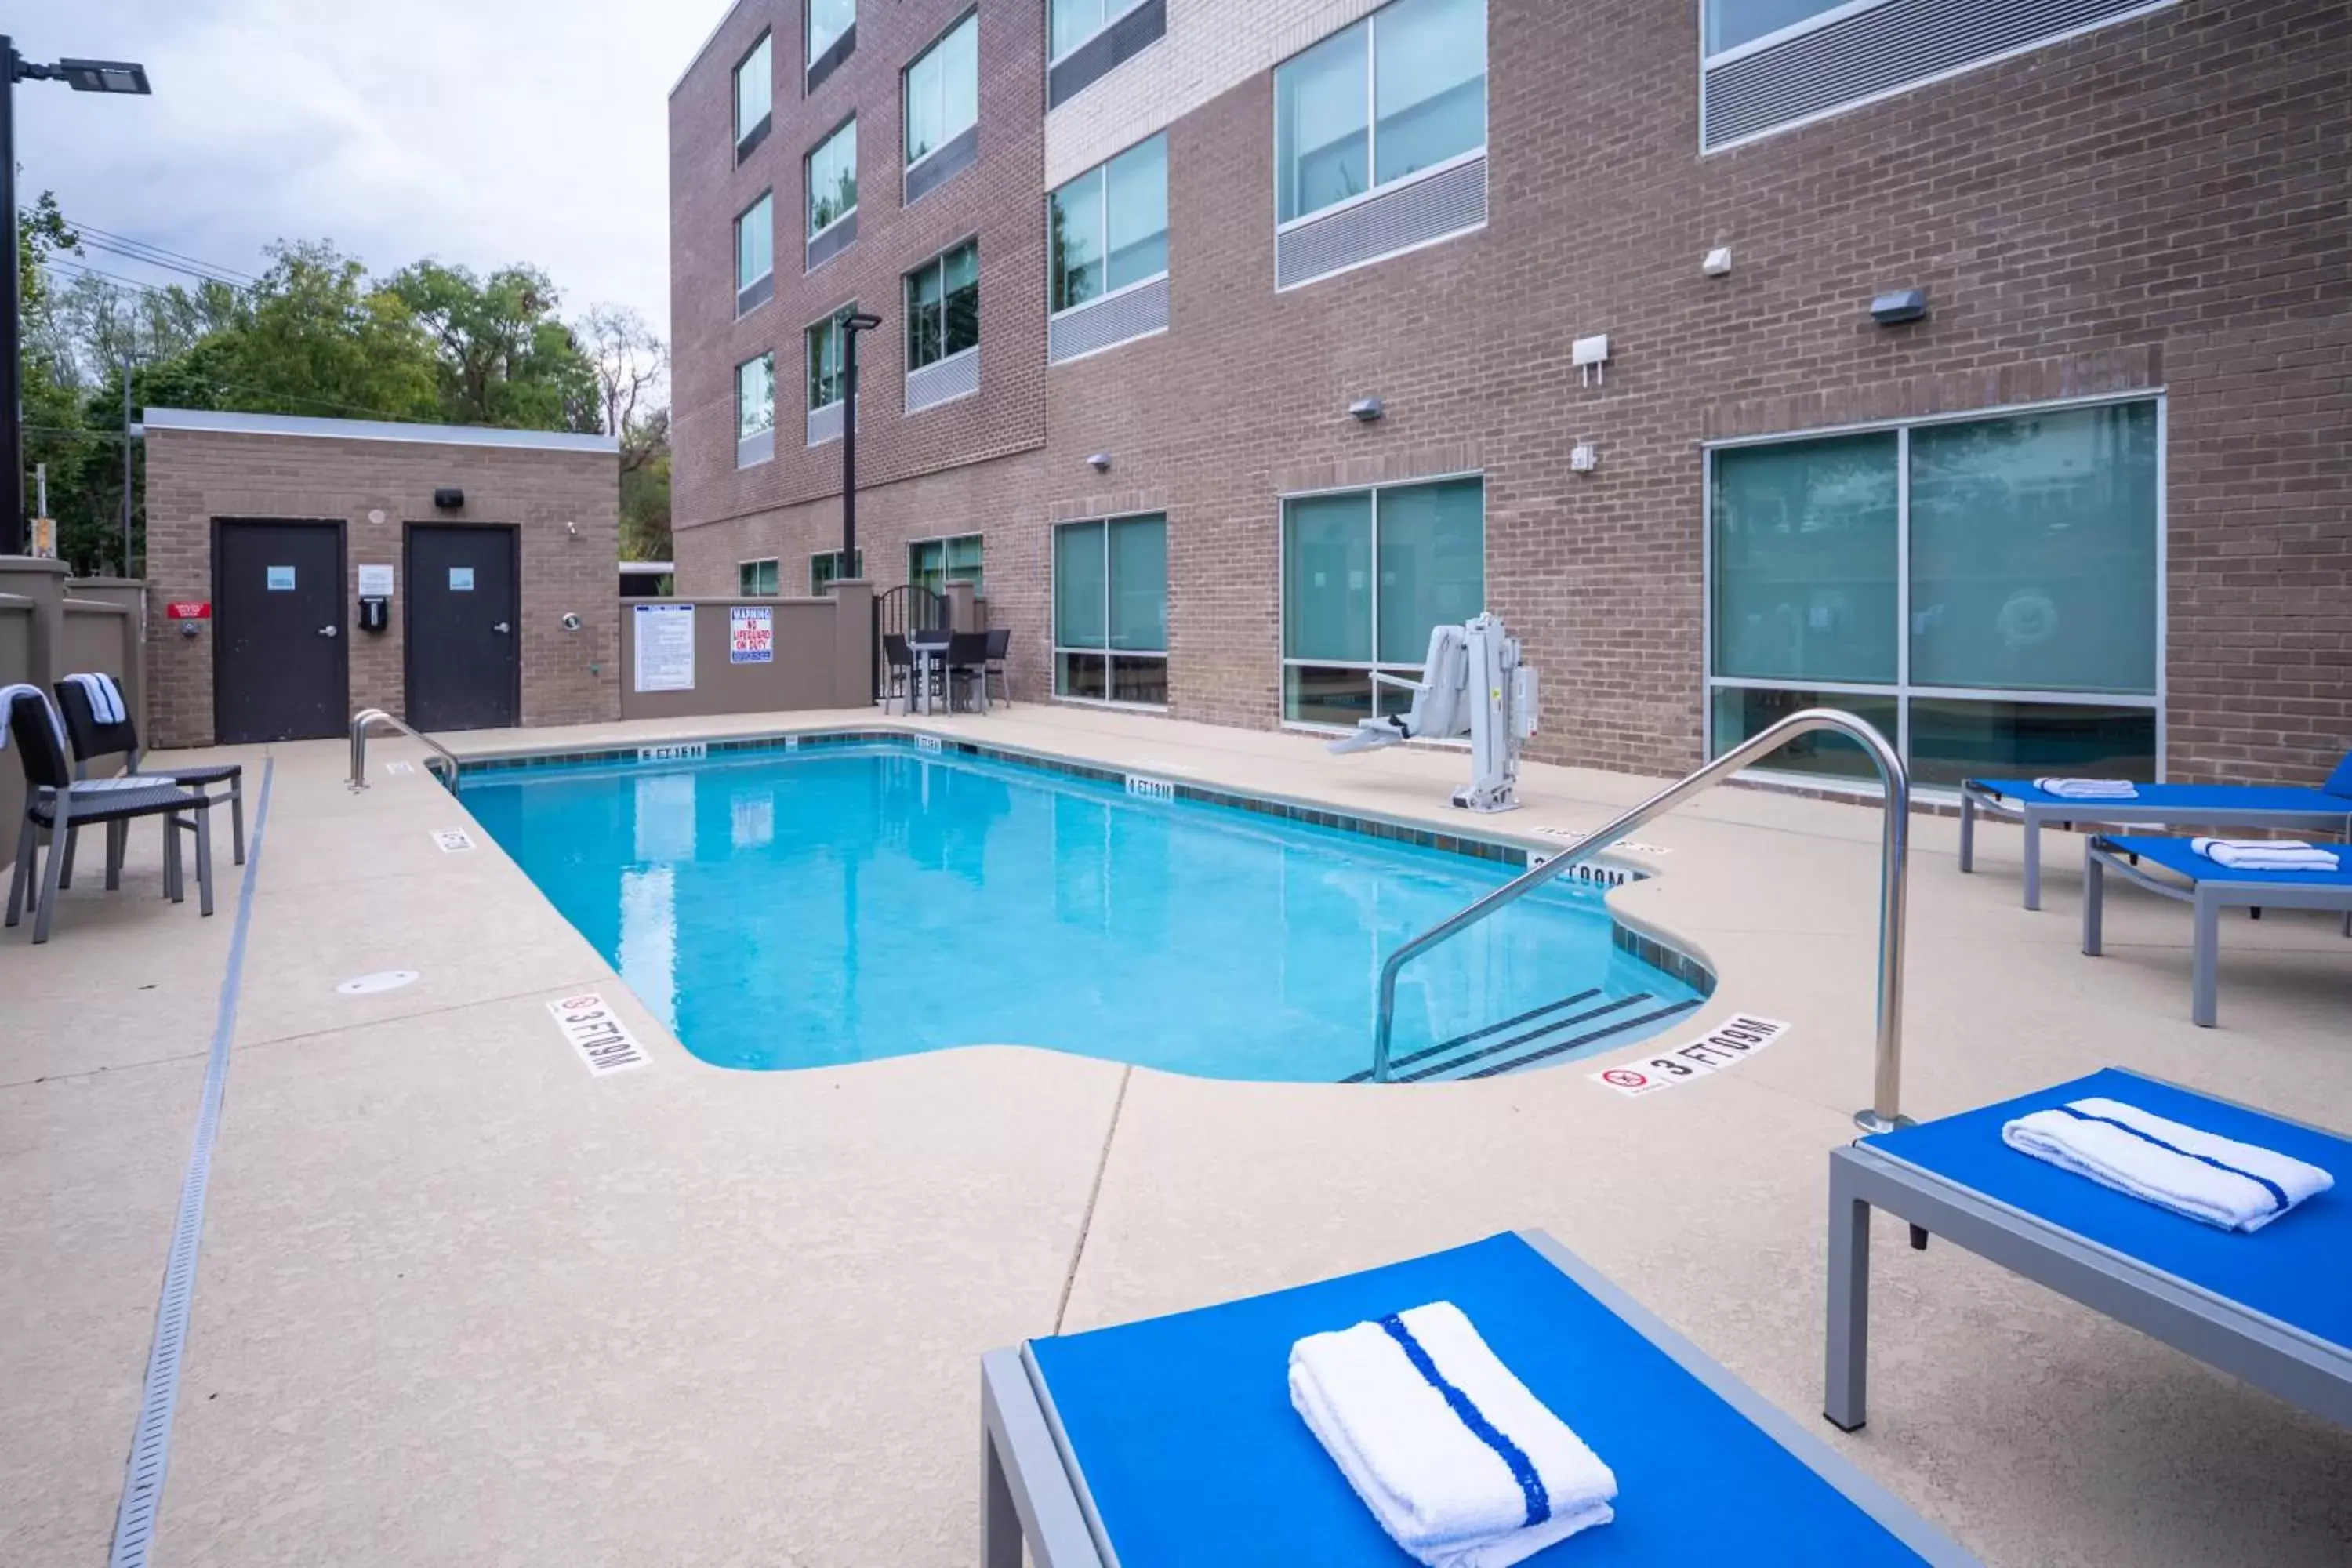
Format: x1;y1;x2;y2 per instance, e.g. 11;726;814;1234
906;348;979;412
1275;155;1486;292
1704;0;2172;151
1047;275;1169;364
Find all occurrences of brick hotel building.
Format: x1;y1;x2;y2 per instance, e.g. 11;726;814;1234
666;0;2349;791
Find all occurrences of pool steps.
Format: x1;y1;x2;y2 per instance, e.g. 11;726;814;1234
1339;989;1703;1083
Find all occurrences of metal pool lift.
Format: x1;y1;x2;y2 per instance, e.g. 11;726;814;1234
1327;613;1538;813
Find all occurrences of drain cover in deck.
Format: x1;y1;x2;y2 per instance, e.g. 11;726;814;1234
336;970;419;996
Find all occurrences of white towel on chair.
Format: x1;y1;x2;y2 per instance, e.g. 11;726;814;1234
1290;1301;1617;1568
66;671;126;724
2003;1097;2334;1232
0;683;67;758
2191;837;2339;871
2034;777;2139;799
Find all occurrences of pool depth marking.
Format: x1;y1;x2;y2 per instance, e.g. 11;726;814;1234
107;759;275;1568
1124;774;1176;801
546;993;652;1076
431;829;475;852
1588;1015;1792;1098
640;742;708;763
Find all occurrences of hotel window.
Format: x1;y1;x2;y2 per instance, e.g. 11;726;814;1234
1276;0;1485;224
1047;0;1167;107
1708;398;2161;788
735;192;775;315
738;557;780;597
807;305;855;411
906;240;979;371
811;548;864;593
808;0;856;90
734;33;773;160
1698;0;2180;151
1050;133;1167;314
806;118;858;267
1054;514;1167;706
905;11;979;198
735;352;775;467
1281;477;1484;728
909;534;984;596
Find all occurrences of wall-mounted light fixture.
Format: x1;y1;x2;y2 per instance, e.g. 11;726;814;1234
1701;247;1733;277
1570;444;1599;474
432;487;464;510
1348;397;1384;423
1086;452;1112;472
1871;289;1927;325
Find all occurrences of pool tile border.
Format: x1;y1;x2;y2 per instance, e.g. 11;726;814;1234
454;728;1718;998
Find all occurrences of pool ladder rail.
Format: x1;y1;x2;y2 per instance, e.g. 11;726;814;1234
1367;709;1913;1135
347;708;461;792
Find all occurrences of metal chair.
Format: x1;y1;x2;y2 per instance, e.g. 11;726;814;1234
881;634;916;715
53;672;245;881
945;631;992;714
981;627;1012;708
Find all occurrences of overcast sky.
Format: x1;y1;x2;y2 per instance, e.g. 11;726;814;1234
15;0;726;339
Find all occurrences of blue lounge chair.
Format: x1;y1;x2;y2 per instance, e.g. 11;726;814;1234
1827;1069;2351;1436
983;1231;1980;1566
2082;835;2352;1026
1958;753;2352;910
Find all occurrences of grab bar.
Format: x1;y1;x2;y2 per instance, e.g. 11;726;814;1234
1370;709;1912;1133
347;708;461;791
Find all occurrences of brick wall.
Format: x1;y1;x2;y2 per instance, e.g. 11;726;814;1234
671;0;2351;786
143;426;621;746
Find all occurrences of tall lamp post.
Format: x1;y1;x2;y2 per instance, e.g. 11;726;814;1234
3;43;151;556
837;310;882;571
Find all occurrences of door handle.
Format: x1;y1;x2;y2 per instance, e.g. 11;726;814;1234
318;625;339;638
492;622;512;634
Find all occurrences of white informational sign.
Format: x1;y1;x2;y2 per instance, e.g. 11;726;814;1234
1588;1015;1791;1098
448;566;476;592
358;563;395;597
729;604;775;664
633;602;695;692
267;565;296;590
545;993;651;1076
431;828;475;853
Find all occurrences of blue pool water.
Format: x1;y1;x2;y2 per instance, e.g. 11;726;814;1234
459;742;1704;1081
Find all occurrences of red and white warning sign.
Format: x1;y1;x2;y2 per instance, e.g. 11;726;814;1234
1589;1015;1792;1098
165;601;212;619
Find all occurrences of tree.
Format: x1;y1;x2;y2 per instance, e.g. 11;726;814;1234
579;303;673;562
386;260;599;430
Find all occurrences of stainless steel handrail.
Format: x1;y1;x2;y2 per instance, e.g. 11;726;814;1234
1370;709;1912;1132
347;708;461;791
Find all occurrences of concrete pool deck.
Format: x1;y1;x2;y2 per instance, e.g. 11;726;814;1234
3;702;2347;1566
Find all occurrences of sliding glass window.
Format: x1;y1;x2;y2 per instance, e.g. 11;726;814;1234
906;239;978;370
1281;477;1483;727
905;13;978;168
1049;133;1167;314
734;34;773;158
735;353;774;459
807;118;858;237
1055;514;1167;706
1708;398;2161;787
806;306;854;411
808;0;855;69
909;534;983;596
1276;0;1486;225
735;192;774;310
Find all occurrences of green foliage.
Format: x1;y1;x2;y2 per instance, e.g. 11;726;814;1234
385;260;599;431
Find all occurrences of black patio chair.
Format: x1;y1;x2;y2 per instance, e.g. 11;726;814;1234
980;627;1012;708
5;685;216;944
53;673;245;885
881;633;916;714
944;631;992;714
909;626;953;710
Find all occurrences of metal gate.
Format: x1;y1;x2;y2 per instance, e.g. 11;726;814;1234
873;584;947;700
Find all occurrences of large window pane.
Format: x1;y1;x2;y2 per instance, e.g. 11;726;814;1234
1711;687;1901;785
736;354;774;437
1277;23;1370;223
1104;136;1168;290
808;0;855;65
906;13;978;164
1056;652;1107;700
1108;515;1167;651
1049;169;1104;312
1054;522;1107;649
735;194;773;289
1373;0;1485;186
1907;402;2158;696
1110;655;1167;706
1711;432;1899;684
1286;666;1374;728
1283;492;1373;661
946;533;984;588
1375;477;1483;663
1907;698;2157;788
1050;0;1102;58
739;558;779;597
942;240;979;356
735;35;772;143
808;120;858;234
807;309;849;408
1704;0;1842;55
906;259;942;368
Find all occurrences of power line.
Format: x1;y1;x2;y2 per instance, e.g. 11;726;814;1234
76;237;252;290
58;216;259;285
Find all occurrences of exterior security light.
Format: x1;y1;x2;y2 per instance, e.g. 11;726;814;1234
844;311;883;332
1348;397;1385;422
1086;452;1112;472
57;58;152;94
1701;247;1733;276
434;487;465;510
1871;289;1928;325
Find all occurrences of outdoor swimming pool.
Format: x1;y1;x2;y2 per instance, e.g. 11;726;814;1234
459;739;1706;1081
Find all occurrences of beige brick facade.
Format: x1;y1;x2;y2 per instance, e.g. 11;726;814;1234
142;413;622;748
670;0;2352;787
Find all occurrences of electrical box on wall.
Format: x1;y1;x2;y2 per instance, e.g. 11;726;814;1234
358;597;390;633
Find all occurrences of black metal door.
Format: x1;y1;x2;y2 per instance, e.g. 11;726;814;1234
212;519;347;743
405;524;520;731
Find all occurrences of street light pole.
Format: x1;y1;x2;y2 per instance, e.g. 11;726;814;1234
120;354;136;573
838;310;882;572
1;42;152;556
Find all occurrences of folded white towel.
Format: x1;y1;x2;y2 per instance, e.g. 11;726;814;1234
66;671;126;724
2034;776;2140;798
1290;1301;1616;1568
2004;1097;2334;1232
0;684;67;760
2191;837;2339;871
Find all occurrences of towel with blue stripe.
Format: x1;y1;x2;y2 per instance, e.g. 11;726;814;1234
1290;1301;1617;1567
2003;1098;2335;1233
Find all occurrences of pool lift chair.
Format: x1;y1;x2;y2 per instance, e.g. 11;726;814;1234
1327;612;1537;813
